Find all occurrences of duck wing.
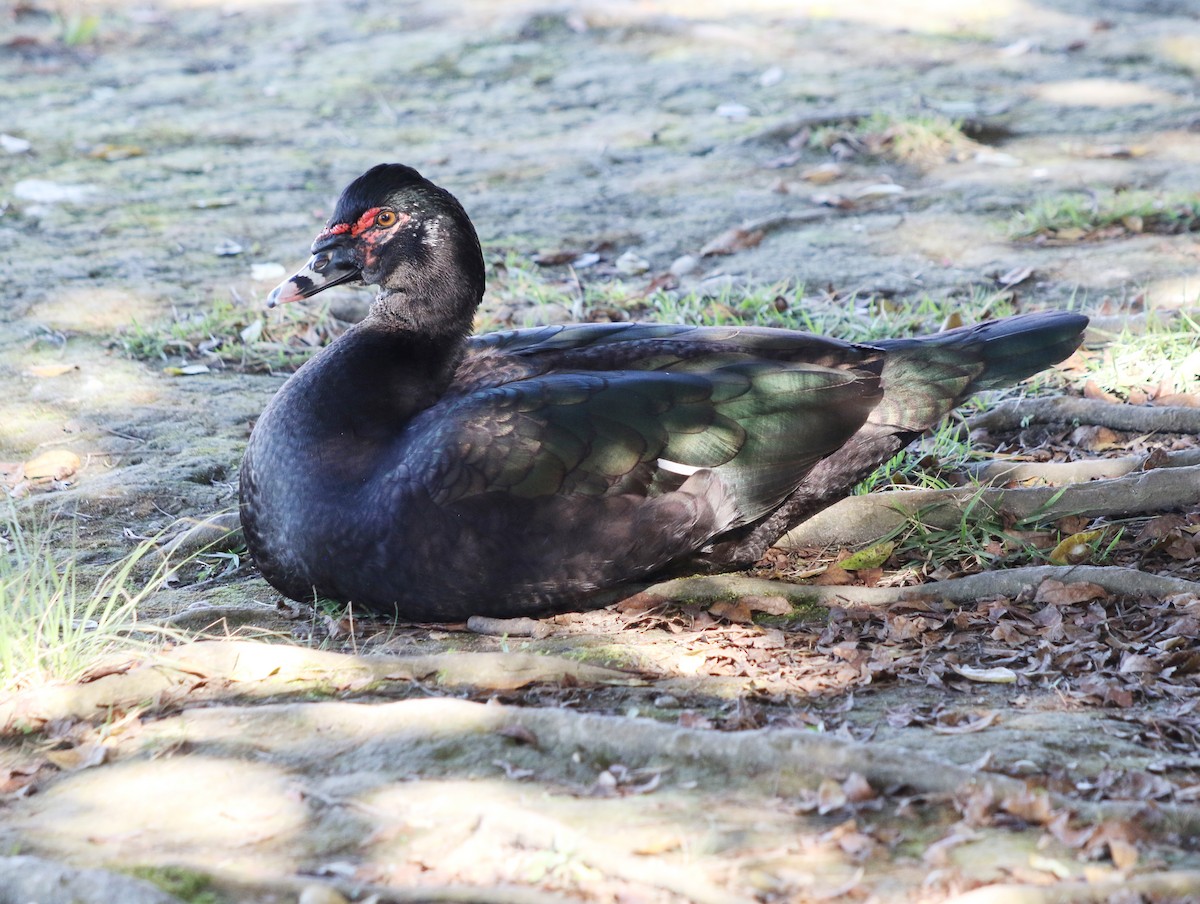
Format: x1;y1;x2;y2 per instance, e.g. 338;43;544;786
405;358;882;524
345;359;880;617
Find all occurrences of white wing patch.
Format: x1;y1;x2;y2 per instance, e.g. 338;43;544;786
657;458;703;476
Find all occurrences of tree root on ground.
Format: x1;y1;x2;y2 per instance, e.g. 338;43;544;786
640;565;1200;609
943;870;1200;904
0;642;642;733
968;397;1200;435
779;463;1200;549
956;447;1200;485
156;694;1200;849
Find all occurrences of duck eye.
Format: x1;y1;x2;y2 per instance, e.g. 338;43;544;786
375;210;398;228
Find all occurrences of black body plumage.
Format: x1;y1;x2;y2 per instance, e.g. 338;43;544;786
240;165;1088;621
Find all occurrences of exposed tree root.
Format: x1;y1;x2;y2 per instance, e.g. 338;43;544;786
969;397;1200;435
466;615;554;638
956;447;1200;486
0;642;642;733
156;694;1200;846
944;870;1200;904
641;565;1200;609
779;463;1200;549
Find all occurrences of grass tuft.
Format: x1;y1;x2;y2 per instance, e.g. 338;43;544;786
0;512;176;693
117;297;350;374
809;112;974;165
1082;310;1200;399
1010;191;1200;242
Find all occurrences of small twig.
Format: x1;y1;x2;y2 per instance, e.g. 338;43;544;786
968;397;1200;435
780;464;1200;549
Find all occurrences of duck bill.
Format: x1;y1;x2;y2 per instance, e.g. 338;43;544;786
266;250;362;307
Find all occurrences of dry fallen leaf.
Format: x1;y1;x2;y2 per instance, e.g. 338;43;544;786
817;776;848;814
839;540;894;570
700;226;764;257
1152;392;1200;408
634;834;683;855
932;710;1000;734
496;723;540;748
1035;579;1109;606
708;599;754;623
1048;529;1104;566
1069;424;1120;451
813;563;854;586
843;772;876;803
1001;788;1056;825
951;664;1018;684
1108;837;1139;871
27;363;79;378
44;743;109;771
1082;380;1122;403
22;449;80;481
801;162;844;184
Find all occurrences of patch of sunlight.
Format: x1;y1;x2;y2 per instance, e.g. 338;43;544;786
1093;315;1200;398
357;777;855;888
1031;79;1182;109
882;211;998;268
798;0;1021;32
11;756;306;872
146;0;1028;36
31;287;161;334
1161;35;1200;75
1144;275;1200;310
175;695;500;754
2;355;162;455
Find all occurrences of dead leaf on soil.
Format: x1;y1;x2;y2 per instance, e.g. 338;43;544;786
700;226;764;257
801;162;844;184
1048;529;1104;565
1000;788;1056;825
496;723;540;749
531;249;581;266
843;772;876;803
813;563;854;585
839;541;894;570
22;449;80;481
1153;392;1200;408
1070;424;1121;451
27;363;78;377
931;709;999;734
817;777;848;814
1107;837;1139;871
708;594;790;623
1082;380;1122;403
43;742;109;771
633;834;683;855
951;664;1017;684
1035;579;1109;606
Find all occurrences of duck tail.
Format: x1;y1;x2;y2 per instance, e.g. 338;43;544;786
871;311;1088;429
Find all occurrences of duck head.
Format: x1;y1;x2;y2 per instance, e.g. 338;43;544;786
268;164;486;335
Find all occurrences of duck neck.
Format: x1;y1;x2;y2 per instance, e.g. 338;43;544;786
286;313;467;449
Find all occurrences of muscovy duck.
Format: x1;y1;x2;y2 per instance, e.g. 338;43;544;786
240;163;1087;621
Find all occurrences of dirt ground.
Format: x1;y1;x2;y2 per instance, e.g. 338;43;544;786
3;0;1200;902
